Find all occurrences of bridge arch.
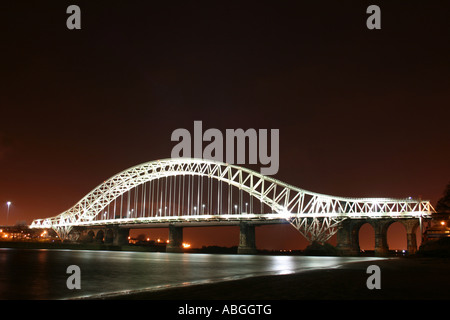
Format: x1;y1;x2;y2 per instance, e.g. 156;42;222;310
385;219;420;254
95;230;104;242
339;218;422;255
33;159;289;225
386;221;407;251
30;158;433;246
358;222;375;252
87;230;95;242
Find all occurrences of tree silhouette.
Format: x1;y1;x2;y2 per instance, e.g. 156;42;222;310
136;233;147;242
436;182;450;213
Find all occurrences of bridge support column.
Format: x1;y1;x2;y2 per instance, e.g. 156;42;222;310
403;219;419;254
167;225;183;253
336;220;360;256
374;220;389;257
238;222;257;254
407;232;417;254
113;228;130;246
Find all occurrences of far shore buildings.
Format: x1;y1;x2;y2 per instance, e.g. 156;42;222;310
424;213;450;241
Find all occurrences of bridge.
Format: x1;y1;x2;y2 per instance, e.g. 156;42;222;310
30;158;435;255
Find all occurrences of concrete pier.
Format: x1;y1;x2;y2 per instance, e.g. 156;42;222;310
238;222;257;254
166;225;184;253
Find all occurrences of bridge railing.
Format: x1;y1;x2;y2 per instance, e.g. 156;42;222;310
30;200;434;228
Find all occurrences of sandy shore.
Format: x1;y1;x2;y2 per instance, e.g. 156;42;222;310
106;257;450;300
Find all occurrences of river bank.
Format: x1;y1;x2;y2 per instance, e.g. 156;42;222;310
106;257;450;300
0;241;164;252
0;241;399;256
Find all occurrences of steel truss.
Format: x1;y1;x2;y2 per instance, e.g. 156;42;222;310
30;158;434;242
289;217;345;243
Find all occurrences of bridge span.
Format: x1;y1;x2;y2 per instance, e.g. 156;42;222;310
30;158;434;255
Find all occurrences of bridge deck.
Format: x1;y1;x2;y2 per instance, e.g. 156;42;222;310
42;212;430;230
68;214;290;228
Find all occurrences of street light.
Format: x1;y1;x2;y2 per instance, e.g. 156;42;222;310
6;201;11;225
234;204;238;214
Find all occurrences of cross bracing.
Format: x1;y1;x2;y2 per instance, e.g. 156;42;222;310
30;158;434;242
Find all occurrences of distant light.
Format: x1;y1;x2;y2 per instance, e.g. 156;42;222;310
441;221;446;226
182;243;191;248
6;201;11;206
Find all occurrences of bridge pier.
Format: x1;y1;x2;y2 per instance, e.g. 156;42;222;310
336;219;390;256
373;221;389;256
336;220;361;256
404;219;419;254
166;225;184;253
113;228;130;246
336;218;420;256
238;222;257;254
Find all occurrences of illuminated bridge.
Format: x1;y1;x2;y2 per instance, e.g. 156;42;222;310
30;158;435;255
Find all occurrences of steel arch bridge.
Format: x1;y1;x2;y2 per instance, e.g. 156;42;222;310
30;158;434;245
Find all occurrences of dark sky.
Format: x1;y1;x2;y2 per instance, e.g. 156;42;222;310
1;0;449;250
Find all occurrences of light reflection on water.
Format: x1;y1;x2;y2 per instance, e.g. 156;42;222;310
0;248;383;299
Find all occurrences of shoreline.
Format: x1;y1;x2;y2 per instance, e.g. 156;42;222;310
103;257;450;300
0;241;405;257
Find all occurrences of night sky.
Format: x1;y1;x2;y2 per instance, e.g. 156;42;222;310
1;1;449;250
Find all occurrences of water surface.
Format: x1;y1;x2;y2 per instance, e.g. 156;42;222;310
0;248;383;299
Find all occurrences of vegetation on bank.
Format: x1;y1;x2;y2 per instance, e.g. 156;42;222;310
416;238;450;258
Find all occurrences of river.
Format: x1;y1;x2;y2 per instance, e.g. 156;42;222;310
0;248;383;299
